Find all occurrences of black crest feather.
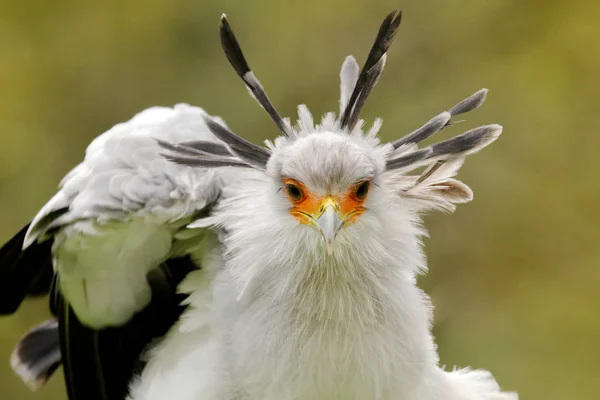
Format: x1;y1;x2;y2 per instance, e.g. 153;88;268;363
179;140;232;157
203;116;271;167
385;124;502;172
159;116;271;170
429;124;501;158
340;10;402;130
219;15;290;137
391;89;488;149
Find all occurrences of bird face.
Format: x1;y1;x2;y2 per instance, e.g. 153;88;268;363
283;177;371;252
271;132;384;253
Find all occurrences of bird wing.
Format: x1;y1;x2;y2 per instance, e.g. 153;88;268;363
0;103;233;328
25;103;230;246
1;103;245;399
10;255;197;400
56;256;198;400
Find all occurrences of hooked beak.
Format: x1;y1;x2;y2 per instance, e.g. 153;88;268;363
313;199;344;255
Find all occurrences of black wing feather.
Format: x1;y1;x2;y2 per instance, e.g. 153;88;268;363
0;223;53;314
57;256;197;400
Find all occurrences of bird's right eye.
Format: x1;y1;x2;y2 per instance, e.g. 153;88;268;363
285;183;304;203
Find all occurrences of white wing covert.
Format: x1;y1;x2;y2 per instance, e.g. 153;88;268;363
23;104;231;328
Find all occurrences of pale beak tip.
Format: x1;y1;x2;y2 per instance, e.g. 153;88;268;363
314;202;344;256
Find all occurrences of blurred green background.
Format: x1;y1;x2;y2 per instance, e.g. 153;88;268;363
1;0;598;399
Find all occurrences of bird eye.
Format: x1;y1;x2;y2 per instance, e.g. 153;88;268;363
285;183;304;202
354;181;371;200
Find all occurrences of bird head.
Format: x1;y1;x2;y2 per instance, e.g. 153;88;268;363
161;11;502;257
269;132;381;253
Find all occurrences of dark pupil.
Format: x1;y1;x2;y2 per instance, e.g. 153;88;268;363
355;181;370;199
286;184;302;200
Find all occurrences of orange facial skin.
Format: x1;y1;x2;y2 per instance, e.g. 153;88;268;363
283;178;370;226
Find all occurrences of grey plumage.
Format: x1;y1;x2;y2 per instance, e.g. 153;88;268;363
160;114;272;170
155;139;218;158
340;10;402;130
339;56;360;116
219;14;290;137
179;140;232;157
386;124;501;171
429;124;502;157
202;116;271;168
156;135;251;168
415;160;446;184
392;89;489;149
161;13;498;181
391;112;451;149
160;154;251;168
385;148;433;171
448;88;488;116
345;55;387;131
11;319;61;391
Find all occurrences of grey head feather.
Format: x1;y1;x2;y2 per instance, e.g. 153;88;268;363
178;140;232;157
219;14;291;138
155;139;226;158
344;54;387;132
202;116;271;168
386;124;502;172
391;89;488;149
391;112;451;149
160;12;500;181
385;148;433;170
340;10;402;131
339;56;360;116
161;153;251;169
428;124;501;158
160;115;271;170
448;88;488;117
415;160;447;184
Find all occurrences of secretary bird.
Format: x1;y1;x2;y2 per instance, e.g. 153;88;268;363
1;10;517;400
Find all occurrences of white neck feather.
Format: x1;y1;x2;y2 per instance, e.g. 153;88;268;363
207;178;439;398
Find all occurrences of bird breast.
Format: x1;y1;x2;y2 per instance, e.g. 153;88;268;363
214;257;435;400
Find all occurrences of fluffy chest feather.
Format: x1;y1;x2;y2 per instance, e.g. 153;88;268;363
213;254;435;400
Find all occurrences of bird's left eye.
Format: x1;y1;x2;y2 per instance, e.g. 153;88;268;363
354;181;371;200
285;183;304;202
